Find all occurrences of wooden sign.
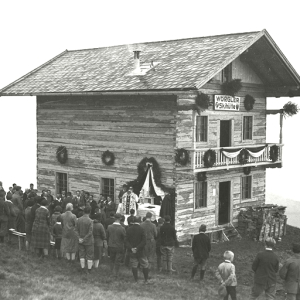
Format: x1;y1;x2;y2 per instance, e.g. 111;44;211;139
214;95;240;111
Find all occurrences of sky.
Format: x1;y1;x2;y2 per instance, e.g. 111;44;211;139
0;0;299;200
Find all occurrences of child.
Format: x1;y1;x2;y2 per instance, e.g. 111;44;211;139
53;215;63;259
215;251;237;300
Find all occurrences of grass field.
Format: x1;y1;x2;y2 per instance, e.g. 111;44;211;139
1;225;299;300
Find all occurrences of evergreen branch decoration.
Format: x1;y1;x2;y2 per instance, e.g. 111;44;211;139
101;150;115;166
203;149;216;168
244;94;256;111
282;101;299;118
221;79;242;96
269;145;279;162
175;148;189;166
238;149;249;165
56;146;68;164
194;92;211;113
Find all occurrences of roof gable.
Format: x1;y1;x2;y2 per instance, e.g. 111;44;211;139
1;30;299;96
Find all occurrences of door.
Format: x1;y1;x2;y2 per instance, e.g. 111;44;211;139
218;181;231;225
220;120;231;147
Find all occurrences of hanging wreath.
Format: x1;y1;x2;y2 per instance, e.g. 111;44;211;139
238;149;249;165
194;93;211;114
244;94;256;111
203;149;216;168
101;150;115;166
269;145;279;162
243;167;251;175
221;79;242;96
175;148;189;166
56;146;68;164
197;172;207;181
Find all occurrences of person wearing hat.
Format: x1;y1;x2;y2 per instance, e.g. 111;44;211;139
141;212;157;270
120;186;138;216
249;237;279;300
107;213;126;277
191;224;211;281
279;243;300;300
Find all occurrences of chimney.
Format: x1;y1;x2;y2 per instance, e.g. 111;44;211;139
133;50;141;73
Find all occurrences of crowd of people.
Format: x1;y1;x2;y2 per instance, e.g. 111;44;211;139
0;181;177;284
1;181;300;298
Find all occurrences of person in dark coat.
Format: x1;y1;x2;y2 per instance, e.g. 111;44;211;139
156;217;164;272
0;190;9;243
105;196;116;219
126;216;149;283
76;206;94;274
107;213;126;277
24;199;34;250
191;224;211;281
160;215;178;274
31;199;51;257
127;209;135;227
160;191;172;220
279;243;300;300
53;215;63;259
93;213;107;268
5;192;17;243
249;237;279;300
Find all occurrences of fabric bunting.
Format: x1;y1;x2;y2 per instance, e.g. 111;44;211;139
222;149;242;159
221;145;266;159
247;146;266;158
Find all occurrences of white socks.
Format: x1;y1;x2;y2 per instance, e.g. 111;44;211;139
87;260;93;270
80;258;85;269
94;260;99;268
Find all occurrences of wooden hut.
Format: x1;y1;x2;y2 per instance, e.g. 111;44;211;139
1;29;300;241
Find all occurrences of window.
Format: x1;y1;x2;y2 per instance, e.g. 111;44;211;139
222;63;232;83
241;176;252;200
101;178;115;199
195;181;207;209
243;116;253;140
196;116;208;142
56;172;68;194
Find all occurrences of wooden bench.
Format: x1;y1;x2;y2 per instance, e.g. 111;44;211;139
9;229;55;250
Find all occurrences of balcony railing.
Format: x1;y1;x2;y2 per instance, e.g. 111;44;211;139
192;144;283;170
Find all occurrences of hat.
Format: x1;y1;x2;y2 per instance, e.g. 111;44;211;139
114;213;122;219
199;224;207;232
292;243;300;253
146;212;152;219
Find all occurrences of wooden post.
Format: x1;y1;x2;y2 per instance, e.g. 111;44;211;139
279;110;283;144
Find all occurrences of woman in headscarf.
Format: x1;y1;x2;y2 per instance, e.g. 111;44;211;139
61;203;78;262
31;198;51;257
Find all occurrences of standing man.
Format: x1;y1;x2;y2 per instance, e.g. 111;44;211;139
76;206;94;274
118;184;127;204
279;243;300;300
121;186;138;216
140;212;157;270
107;213;126;277
160;190;172;220
250;237;279;300
190;224;211;281
126;216;149;283
160;215;177;274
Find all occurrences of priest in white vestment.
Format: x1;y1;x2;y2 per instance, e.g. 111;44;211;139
120;186;138;215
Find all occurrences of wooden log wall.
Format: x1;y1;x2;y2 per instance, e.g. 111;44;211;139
37;95;177;200
175;56;268;241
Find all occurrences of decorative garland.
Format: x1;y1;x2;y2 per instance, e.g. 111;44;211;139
101;150;115;166
203;149;216;168
282;101;299;118
238;149;249;165
269;145;279;162
194;93;211;113
243;167;251;175
175;148;189;166
244;94;256;111
56;146;68;164
197;172;207;181
221;79;242;96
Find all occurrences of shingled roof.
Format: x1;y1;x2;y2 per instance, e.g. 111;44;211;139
1;29;300;95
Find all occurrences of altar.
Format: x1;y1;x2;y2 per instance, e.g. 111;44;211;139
137;203;161;222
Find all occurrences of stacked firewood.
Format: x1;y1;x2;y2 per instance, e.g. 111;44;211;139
238;204;287;241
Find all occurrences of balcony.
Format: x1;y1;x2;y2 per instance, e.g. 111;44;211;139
192;144;283;171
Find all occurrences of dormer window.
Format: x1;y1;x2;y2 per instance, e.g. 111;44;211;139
222;63;232;83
